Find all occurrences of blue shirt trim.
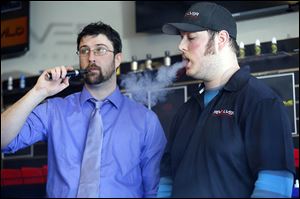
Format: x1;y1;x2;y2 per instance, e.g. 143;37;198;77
251;170;294;197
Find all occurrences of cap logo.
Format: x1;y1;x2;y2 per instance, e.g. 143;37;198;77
184;11;199;18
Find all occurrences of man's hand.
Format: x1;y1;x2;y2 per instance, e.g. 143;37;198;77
34;65;74;98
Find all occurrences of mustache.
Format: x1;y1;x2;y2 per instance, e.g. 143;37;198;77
86;63;101;72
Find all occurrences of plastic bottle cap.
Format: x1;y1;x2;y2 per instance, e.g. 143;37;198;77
272;37;277;44
255;39;260;46
239;42;244;48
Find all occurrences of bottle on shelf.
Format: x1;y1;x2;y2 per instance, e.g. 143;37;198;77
116;67;121;76
7;76;13;91
131;55;138;72
271;37;278;54
239;41;245;59
254;39;261;56
19;74;26;89
145;54;153;70
164;50;171;66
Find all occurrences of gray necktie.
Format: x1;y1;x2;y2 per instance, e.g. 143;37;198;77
77;99;103;198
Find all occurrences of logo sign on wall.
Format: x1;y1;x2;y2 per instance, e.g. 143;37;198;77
1;1;29;59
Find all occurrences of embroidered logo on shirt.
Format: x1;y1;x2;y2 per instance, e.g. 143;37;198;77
212;109;234;117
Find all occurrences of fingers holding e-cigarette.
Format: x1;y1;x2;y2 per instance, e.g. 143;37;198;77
46;66;74;80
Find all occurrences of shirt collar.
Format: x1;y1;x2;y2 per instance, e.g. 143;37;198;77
195;66;251;98
223;66;251;92
80;86;123;109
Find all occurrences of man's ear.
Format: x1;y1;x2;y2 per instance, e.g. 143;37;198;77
218;30;230;50
114;52;122;70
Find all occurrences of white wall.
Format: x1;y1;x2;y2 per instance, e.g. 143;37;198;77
1;1;299;79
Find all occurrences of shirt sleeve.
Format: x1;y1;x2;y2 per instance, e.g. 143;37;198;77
140;111;167;198
159;117;176;178
251;170;294;197
157;176;173;198
159;101;192;178
2;100;49;153
244;98;295;177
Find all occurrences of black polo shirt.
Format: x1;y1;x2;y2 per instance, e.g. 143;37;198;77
161;67;295;197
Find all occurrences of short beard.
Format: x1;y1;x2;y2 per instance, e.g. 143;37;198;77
199;37;223;81
84;61;115;85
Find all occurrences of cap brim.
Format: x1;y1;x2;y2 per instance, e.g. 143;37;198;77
162;23;207;35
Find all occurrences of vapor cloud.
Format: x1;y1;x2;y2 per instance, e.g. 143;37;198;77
120;61;186;107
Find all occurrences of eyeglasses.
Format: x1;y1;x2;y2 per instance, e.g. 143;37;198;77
76;46;114;57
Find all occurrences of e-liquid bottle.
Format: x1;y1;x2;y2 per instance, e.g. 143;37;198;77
239;42;245;58
8;76;13;91
255;39;261;56
145;54;153;70
164;50;171;66
116;67;121;76
131;55;138;72
271;37;278;54
19;74;26;89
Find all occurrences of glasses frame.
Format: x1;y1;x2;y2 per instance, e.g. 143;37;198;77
76;45;114;57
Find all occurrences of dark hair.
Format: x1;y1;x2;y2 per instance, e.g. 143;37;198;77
77;21;122;55
207;30;239;55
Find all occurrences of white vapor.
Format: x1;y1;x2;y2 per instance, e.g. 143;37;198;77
120;61;186;107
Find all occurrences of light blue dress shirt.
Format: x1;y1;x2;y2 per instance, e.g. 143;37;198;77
2;86;167;198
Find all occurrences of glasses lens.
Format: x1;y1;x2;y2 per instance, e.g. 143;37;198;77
79;47;90;56
95;47;107;56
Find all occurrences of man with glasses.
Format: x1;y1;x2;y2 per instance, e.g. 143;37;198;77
1;21;167;198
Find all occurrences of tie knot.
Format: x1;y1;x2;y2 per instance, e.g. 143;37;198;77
90;99;103;109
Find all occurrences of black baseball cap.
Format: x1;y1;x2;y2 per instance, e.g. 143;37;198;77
162;2;237;39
